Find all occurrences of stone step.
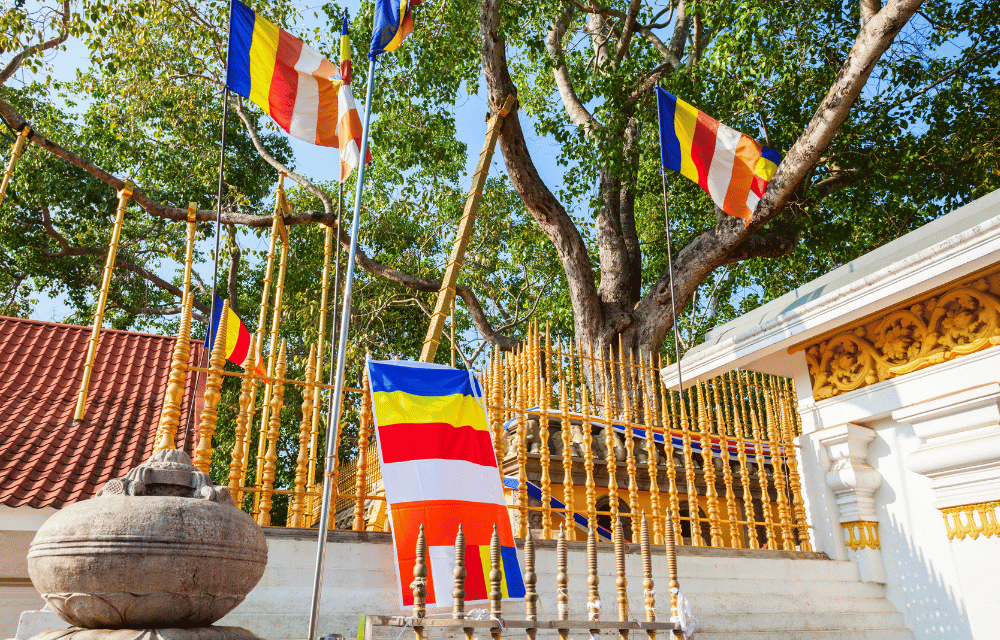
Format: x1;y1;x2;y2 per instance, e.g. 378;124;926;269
697;611;908;633
680;592;899;614
678;576;887;599
693;631;915;640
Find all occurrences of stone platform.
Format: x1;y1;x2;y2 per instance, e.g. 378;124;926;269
30;627;260;640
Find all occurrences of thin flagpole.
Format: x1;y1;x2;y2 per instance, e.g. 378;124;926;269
307;57;377;640
660;169;685;397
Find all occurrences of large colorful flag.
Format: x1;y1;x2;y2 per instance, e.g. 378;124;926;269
338;16;371;182
369;0;423;59
205;297;266;376
656;86;781;223
227;0;342;147
368;360;524;607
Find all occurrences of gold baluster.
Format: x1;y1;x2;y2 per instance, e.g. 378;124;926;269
257;339;287;526
290;345;317;528
761;373;793;550
602;344;620;536
307;223;335;518
587;524;601;625
640;513;656;640
712;377;740;548
696;381;722;547
744;370;776;548
74;180;134;422
556;524;570;640
516;343;529;537
493;349;507;469
620;348;639;540
489;524;503;640
678;380;700;546
642;352;662;546
727;371;757;549
664;509;679;640
614;519;629;640
154;203;197;452
193;299;229;473
780;376;811;551
454;524;473;640
581;341;598;531
412;524;427;640
354;365;373;530
0;124;29;204
229;335;257;503
559;340;576;541
540;324;552;539
524;528;538;640
662;378;682;547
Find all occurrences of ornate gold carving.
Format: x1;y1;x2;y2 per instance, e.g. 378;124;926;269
193;299;229;473
942;501;1000;541
805;268;1000;400
842;520;880;551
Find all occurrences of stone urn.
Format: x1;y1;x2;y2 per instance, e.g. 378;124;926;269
27;449;268;630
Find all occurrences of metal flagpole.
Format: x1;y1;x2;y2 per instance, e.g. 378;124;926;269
307;57;377;640
660;168;685;397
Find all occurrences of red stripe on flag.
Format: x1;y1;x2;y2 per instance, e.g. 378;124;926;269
268;30;302;132
750;174;768;197
230;323;251;366
691;111;719;192
390;501;515;549
463;543;487;601
378;422;498;467
397;553;437;607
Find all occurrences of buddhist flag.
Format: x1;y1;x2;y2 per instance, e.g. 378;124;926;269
369;0;423;60
656;86;781;223
338;16;371;182
227;0;342;147
368;360;524;607
205;297;266;376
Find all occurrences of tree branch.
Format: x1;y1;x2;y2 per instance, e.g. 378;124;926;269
546;7;602;136
613;0;644;66
0;1;71;85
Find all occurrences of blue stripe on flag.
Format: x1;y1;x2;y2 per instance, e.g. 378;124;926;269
761;145;782;165
500;546;525;597
226;0;255;98
204;295;226;348
655;86;682;173
368;360;483;398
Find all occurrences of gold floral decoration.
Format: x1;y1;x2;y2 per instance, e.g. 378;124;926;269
942;501;1000;541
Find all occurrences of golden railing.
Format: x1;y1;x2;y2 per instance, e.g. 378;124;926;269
148;185;810;551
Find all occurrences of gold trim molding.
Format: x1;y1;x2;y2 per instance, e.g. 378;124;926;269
842;521;880;551
942;501;1000;541
804;265;1000;400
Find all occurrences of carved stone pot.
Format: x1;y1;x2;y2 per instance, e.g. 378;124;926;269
27;450;268;629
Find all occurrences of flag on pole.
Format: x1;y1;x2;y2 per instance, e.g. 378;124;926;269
226;0;342;147
338;16;371;181
368;360;525;607
656;86;781;223
205;296;266;376
369;0;423;59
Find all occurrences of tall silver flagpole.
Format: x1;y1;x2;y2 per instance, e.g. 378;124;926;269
660;168;686;397
306;56;378;640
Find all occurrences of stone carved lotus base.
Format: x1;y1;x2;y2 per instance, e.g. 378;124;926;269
29;626;261;640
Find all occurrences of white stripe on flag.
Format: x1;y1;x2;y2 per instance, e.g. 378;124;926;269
745;189;760;216
290;46;323;142
381;458;508;505
337;85;361;168
706;123;741;210
428;545;456;607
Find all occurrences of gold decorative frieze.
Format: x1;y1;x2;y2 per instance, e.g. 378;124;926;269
842;521;880;551
804;266;1000;400
942;501;1000;541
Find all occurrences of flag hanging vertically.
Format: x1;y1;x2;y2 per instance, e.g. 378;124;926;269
369;0;423;59
655;86;781;223
227;0;342;147
338;16;372;182
368;360;525;607
205;296;266;376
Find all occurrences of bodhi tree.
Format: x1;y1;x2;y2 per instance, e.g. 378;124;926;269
1;0;997;363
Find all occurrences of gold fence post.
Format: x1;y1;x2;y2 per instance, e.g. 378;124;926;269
642;352;662;546
558;340;576;541
556;524;569;639
308;223;335;516
229;336;257;502
744;370;776;548
614;519;629;638
74;180;134;422
540;324;552;539
516;343;529;538
696;381;723;547
524;527;538;640
712;377;741;548
762;373;794;550
491;347;506;469
290;345;317;527
662;379;682;547
154;202;197;451
602;344;620;535
193;299;230;473
620;349;639;539
780;376;811;550
353;365;373;530
678;381;700;546
728;371;758;549
0;124;30;204
258;339;287;526
413;525;428;640
640;513;656;640
489;525;503;640
586;525;600;625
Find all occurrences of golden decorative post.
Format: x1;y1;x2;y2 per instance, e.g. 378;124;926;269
257;339;287;526
663;510;680;640
515;344;529;538
602;345;620;532
290;345;317;527
727;372;756;548
193;299;230;473
678;384;700;546
491;347;506;469
353;365;374;531
581;342;598;530
586;525;600;630
744;370;776;548
489;524;503;640
696;381;723;547
558;348;576;541
761;374;794;550
0;124;30;204
74;180;134;422
641;353;662;545
412;524;428;640
539;325;553;539
556;524;569;637
308;223;335;515
712;378;741;547
154;203;198;452
620;349;639;538
780;376;811;550
228;335;258;502
662;383;683;547
524;528;538;640
613;519;629;638
640;513;656;640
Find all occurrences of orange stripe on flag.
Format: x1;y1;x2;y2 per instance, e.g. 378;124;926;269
723;134;761;220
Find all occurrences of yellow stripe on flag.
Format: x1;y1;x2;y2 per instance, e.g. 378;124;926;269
673;97;700;184
248;15;280;113
372;390;489;431
478;546;510;598
753;156;778;181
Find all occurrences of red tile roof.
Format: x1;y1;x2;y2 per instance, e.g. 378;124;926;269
0;316;204;508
